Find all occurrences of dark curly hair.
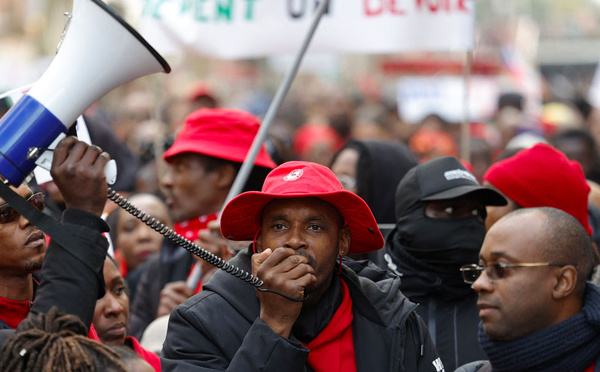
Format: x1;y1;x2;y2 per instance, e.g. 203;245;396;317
0;307;127;372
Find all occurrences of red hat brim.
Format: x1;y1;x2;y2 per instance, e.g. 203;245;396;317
221;190;384;255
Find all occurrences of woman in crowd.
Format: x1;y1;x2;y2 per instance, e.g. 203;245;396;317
93;256;161;371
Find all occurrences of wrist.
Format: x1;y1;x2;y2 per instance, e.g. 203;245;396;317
260;312;295;338
62;209;110;232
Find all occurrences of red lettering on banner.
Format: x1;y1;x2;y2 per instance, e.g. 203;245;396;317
364;0;468;16
364;0;406;16
390;0;407;14
364;0;384;16
418;0;447;12
416;0;469;13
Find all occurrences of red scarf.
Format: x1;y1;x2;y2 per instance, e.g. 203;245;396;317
176;213;219;294
303;279;357;372
174;213;219;241
0;295;31;329
115;214;219;279
126;335;161;371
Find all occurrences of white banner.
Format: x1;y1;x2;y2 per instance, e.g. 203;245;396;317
139;0;474;59
397;75;499;123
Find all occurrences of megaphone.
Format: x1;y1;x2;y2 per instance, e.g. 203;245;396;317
0;0;170;186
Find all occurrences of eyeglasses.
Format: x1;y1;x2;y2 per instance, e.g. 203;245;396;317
0;193;45;224
460;262;568;284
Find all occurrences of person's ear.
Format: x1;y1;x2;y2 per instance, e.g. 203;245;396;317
254;231;263;254
553;265;577;299
214;163;237;190
338;225;351;257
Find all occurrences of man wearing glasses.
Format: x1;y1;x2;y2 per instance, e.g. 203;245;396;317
0;137;110;332
0;187;48;330
457;207;600;372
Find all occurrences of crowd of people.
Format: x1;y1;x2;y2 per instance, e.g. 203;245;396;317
1;72;600;372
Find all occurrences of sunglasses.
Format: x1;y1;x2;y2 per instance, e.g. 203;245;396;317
0;192;45;224
460;262;568;284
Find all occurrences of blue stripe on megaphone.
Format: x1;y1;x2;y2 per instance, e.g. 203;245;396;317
0;95;66;185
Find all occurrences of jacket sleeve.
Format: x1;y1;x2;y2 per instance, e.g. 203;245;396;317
30;209;109;329
403;312;445;372
161;295;309;372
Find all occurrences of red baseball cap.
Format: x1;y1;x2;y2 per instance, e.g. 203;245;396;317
221;161;384;254
163;108;277;169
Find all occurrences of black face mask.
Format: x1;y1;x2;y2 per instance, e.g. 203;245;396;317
396;204;486;273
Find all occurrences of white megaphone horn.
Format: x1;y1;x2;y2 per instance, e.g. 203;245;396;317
0;0;170;186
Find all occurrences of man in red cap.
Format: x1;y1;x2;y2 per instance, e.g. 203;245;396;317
161;161;442;371
129;108;277;339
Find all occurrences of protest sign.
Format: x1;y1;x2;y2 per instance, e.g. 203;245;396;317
140;0;474;58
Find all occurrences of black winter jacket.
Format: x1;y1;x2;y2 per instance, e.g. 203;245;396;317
0;209;109;359
161;248;443;372
129;239;194;339
384;231;486;370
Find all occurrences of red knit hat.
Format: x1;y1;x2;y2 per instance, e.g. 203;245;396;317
221;161;384;254
163;108;277;169
484;143;592;235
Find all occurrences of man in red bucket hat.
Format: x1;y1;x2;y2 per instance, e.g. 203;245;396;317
162;108;277;237
129;108;277;339
161;161;442;372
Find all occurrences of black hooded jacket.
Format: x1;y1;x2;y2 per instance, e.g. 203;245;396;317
161;247;442;372
331;140;417;225
383;157;494;370
385;228;486;371
128;239;194;339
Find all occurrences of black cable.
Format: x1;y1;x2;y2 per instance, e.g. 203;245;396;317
107;188;306;302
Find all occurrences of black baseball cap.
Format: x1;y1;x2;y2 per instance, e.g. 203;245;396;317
395;156;507;217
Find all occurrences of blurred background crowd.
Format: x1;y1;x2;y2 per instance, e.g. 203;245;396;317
4;1;600;367
2;0;600;230
2;1;600;188
2;0;600;274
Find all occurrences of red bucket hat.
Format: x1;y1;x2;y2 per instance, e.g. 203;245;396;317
163;108;277;169
221;161;384;254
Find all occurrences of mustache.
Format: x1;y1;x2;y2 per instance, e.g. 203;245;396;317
295;250;316;268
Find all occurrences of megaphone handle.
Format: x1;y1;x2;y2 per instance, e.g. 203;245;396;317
35;153;117;186
32;133;117;185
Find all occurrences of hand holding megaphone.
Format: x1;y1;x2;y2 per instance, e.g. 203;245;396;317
49;135;112;217
0;0;169;187
31;133;117;185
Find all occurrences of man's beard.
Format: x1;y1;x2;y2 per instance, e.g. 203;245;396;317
25;257;43;272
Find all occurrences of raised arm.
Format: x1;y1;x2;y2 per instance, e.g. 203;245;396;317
30;136;111;327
